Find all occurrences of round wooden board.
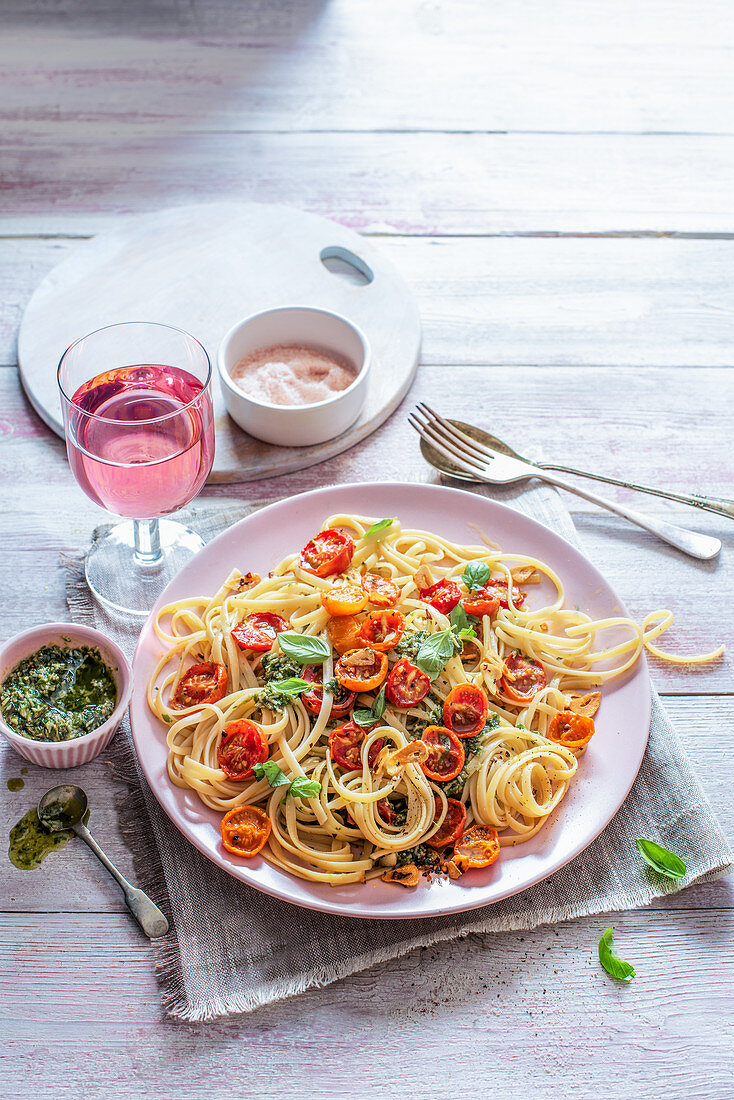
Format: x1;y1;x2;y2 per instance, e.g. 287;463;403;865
17;203;421;483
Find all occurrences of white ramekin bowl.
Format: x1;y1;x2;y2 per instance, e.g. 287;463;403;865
0;623;132;768
217;305;371;446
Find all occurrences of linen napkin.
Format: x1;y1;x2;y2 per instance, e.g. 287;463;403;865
65;484;732;1021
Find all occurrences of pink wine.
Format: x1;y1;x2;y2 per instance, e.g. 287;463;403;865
67;364;215;519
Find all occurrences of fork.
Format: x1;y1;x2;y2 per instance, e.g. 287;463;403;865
409;403;722;561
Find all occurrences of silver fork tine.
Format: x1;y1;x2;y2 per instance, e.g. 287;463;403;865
413;404;492;468
407;413;487;473
417;402;497;461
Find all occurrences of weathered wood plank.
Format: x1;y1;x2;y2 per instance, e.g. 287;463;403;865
3;236;734;368
3;132;734;236
1;910;732;1098
2;697;730;916
3;0;734;134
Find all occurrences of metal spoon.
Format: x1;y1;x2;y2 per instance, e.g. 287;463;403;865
38;784;169;939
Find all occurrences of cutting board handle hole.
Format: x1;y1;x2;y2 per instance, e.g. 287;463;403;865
320;246;374;286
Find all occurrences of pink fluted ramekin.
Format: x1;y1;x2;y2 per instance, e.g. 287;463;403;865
0;623;132;768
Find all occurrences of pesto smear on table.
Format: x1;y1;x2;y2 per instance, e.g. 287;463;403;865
0;644;116;742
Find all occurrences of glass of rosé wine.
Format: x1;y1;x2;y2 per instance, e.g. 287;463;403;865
58;322;215;617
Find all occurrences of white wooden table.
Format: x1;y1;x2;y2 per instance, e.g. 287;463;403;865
2;3;733;1096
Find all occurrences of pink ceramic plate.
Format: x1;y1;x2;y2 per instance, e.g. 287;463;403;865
130;482;651;919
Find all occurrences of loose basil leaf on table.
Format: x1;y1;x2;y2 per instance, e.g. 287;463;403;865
363;517;396;539
461;560;491;591
598;927;636;983
416;629;460;680
289;776;322;799
278;632;331;665
253;760;291;788
635;838;687;879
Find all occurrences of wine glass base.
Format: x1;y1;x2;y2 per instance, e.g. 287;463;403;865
85;519;205;618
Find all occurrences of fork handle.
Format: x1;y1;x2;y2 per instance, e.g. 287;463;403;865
538;463;734;520
535;470;721;560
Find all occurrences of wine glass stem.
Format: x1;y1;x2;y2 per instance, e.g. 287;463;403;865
133;518;163;568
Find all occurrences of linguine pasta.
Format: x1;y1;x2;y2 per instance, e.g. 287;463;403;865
146;513;721;887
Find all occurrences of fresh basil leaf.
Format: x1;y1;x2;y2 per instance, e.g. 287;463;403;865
598;927;635;983
277;632;330;665
363;518;396;539
461;560;491;591
415;630;460;681
457;626;477;639
288;776;322;799
253;760;290;788
271;677;311;695
635;838;686;880
352;708;378;727
449;603;478;633
373;683;387;718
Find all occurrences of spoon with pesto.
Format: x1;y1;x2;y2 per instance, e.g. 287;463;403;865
37;784;169;939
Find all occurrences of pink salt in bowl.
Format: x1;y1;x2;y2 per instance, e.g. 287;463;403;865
217;305;371;446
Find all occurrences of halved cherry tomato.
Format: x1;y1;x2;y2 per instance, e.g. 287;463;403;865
231;611;289;652
335;647;389;692
301;665;355;717
547;710;595;750
327;614;363;655
453;824;500;869
462;588;501;618
321;580;368;617
328;720;383;770
420;726;465;782
427;797;467;848
419;578;462;615
480;579;525;610
385;658;431;709
220;804;271;857
358;610;405;652
217;719;269;781
443;683;489;737
363;573;400;608
499;653;547;703
170;661;227;709
299;528;354;578
376;798;396;825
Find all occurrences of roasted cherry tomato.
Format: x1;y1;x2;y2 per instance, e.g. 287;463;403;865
385;658;431;709
217;719;269;781
363;573;400;608
481;578;525;610
376;798;397;825
427;797;467;849
547;711;595;750
358;609;405;652
327;614;363;655
299;528;354;578
461;588;501;618
499;653;547;703
453;824;500;870
231;612;289;652
419;578;462;615
334;647;389;692
220;804;271;857
301;665;355;718
328;720;383;770
420;725;465;782
170;661;227;709
321;580;368;617
443;683;489;737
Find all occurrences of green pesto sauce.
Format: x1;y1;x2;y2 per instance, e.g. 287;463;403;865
7;778;25;792
0;644;116;742
21;767;28;775
9;808;73;869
